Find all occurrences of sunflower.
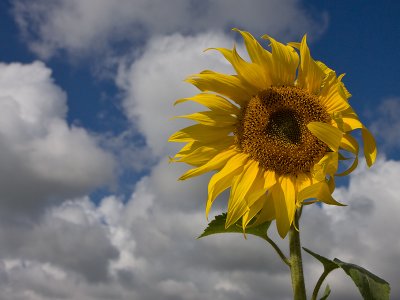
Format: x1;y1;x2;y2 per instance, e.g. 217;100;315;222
169;29;377;238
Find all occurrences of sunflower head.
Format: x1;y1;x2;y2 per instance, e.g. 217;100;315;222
169;29;377;238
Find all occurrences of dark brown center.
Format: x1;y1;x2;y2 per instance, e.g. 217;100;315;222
265;109;302;145
235;86;331;175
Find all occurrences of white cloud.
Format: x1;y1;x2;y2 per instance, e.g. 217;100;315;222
301;157;400;299
369;97;400;153
0;198;119;283
116;31;236;156
0;157;398;299
99;129;156;174
0;61;115;217
12;0;328;59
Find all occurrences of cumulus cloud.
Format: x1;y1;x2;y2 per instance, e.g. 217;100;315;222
0;197;119;283
300;158;400;299
369;97;400;154
116;31;237;156
0;156;398;299
0;61;115;218
12;0;328;59
99;128;156;176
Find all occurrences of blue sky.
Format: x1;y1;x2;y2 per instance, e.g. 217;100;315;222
0;1;399;299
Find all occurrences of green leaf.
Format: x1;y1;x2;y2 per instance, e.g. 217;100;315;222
320;285;331;300
333;258;390;300
303;247;339;272
304;249;390;300
198;213;271;239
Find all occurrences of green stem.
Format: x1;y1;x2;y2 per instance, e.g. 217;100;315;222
311;269;331;300
289;210;307;300
262;235;291;267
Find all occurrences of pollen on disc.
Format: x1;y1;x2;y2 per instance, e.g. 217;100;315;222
235;86;330;175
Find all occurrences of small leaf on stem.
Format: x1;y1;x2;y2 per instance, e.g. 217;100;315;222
319;285;331;300
198;213;271;239
333;258;390;300
304;247;390;300
303;247;339;272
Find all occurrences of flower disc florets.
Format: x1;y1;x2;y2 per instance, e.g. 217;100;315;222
235;86;330;175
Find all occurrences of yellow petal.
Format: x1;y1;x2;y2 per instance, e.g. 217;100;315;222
242;195;265;229
298;181;345;206
174;111;237;127
318;62;352;102
169;124;233;143
337;74;352;99
338;115;377;167
307;122;344;151
174;93;240;114
246;170;269;208
297;35;325;94
279;176;296;234
336;156;358;177
362;127;377;167
264;170;277;190
232;28;273;86
287;41;301;50
327;175;335;193
176;139;233;166
186;70;252;106
207;46;268;90
313;152;339;181
261;35;299;86
271;181;291;238
206;153;248;217
179;147;237;180
296;173;312;191
340;114;362;132
295;173;312;205
174;141;196;158
320;85;351;113
318;67;350;113
233;29;271;65
226;160;260;228
336;130;360;176
252;192;275;226
174;137;232;158
340;133;359;154
247;170;277;227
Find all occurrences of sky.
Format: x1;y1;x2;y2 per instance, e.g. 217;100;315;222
0;0;399;299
